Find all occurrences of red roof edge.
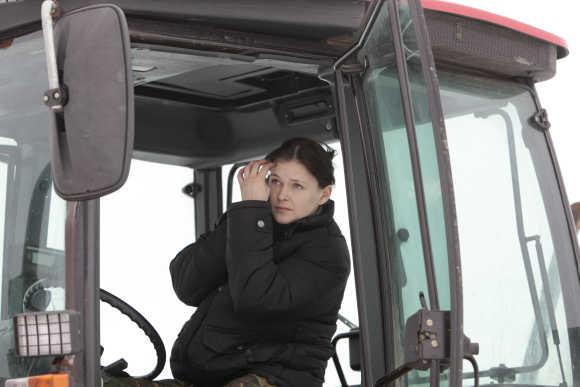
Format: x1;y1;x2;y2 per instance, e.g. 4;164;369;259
421;0;569;59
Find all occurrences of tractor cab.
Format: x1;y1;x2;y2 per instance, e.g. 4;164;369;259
0;0;579;386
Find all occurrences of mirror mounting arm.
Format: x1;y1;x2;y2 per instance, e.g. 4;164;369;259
41;0;65;112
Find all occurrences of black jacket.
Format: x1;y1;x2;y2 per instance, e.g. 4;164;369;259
169;200;350;387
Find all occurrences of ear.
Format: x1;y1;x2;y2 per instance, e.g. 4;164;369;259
318;185;332;205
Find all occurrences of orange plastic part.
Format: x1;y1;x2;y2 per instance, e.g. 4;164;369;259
28;374;69;387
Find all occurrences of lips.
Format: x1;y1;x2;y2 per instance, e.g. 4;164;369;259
275;206;292;212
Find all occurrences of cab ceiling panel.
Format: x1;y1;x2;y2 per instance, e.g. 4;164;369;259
133;95;337;168
135;65;327;109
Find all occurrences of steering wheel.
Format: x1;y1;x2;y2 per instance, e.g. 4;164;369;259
22;280;166;381
99;288;166;381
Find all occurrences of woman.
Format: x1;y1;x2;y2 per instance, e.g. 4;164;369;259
169;137;351;387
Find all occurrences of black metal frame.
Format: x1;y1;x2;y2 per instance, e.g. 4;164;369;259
332;3;394;385
331;329;361;387
387;0;440;314
335;68;391;386
193;168;223;238
226;162;248;209
351;71;400;387
406;1;464;383
527;83;580;386
0;146;19;319
65;200;100;387
335;0;464;385
383;0;463;384
527;88;580;279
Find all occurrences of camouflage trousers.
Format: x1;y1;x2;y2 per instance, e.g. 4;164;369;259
103;373;276;387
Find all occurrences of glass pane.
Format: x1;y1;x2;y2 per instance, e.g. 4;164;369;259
358;1;452;384
0;32;67;381
396;0;451;312
440;71;580;386
0;161;6;294
47;184;66;251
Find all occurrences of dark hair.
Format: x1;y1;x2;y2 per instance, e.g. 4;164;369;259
266;137;336;187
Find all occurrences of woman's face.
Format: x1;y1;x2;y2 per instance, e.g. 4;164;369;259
268;159;331;224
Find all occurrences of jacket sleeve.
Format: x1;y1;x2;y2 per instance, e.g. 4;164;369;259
225;201;350;318
170;216;227;306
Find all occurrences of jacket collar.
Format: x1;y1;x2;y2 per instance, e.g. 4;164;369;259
274;200;335;240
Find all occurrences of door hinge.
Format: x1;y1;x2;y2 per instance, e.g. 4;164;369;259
340;56;369;75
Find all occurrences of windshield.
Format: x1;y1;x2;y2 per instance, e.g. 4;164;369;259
440;71;580;386
0;32;66;382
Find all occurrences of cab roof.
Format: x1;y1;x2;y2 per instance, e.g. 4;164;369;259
422;0;568;58
0;0;568;58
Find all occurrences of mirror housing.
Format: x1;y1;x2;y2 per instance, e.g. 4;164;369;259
49;4;133;200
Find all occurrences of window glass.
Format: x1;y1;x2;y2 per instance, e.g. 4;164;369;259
100;159;195;378
0;161;7;296
46;185;65;251
358;1;453;385
440;71;580;386
0;31;67;380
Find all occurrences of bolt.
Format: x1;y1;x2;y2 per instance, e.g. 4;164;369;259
43;95;49;102
53;92;60;99
397;228;410;242
325;121;333;131
426;319;434;327
431;340;439;348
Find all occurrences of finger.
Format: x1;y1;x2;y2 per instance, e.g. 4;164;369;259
242;162;253;178
255;159;271;172
237;167;245;183
249;161;262;175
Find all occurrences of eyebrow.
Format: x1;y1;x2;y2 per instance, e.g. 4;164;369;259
270;173;306;184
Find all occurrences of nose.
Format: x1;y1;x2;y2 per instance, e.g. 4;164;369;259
277;184;289;201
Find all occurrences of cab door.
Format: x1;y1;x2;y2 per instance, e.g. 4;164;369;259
335;0;464;385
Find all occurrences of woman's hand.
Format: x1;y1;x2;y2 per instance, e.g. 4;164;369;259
237;160;274;201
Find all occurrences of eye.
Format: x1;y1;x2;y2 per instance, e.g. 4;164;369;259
293;183;304;190
269;177;280;186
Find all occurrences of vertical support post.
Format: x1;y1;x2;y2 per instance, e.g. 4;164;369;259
65;200;100;387
194;168;223;239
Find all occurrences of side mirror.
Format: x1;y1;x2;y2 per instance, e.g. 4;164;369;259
44;3;134;200
571;202;580;233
